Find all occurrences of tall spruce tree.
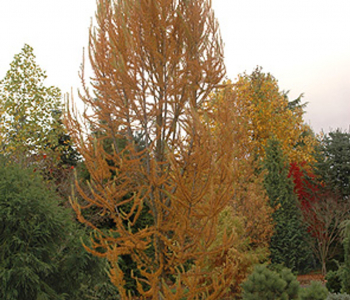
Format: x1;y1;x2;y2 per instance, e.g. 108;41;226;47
263;138;313;272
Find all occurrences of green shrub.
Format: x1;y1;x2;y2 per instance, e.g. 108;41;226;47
342;220;350;293
327;293;350;300
241;264;299;300
79;281;121;299
0;160;118;299
326;270;342;293
280;267;300;299
0;162;68;299
300;281;328;300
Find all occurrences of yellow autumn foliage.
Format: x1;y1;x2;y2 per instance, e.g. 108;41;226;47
214;68;317;164
201;83;273;297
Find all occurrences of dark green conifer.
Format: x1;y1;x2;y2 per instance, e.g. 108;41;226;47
0;159;118;299
263;138;312;272
315;129;350;201
241;265;300;300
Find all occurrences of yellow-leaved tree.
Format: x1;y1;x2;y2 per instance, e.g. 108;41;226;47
233;67;317;164
202;84;273;297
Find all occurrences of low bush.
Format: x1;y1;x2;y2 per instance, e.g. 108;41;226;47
326;270;342;293
327;293;350;300
300;281;328;300
241;264;299;300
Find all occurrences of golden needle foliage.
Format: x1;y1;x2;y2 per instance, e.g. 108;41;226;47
65;0;269;299
202;84;273;297
204;84;273;249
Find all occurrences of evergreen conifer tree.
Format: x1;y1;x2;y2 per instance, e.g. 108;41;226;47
315;129;350;201
0;159;117;299
263;138;313;272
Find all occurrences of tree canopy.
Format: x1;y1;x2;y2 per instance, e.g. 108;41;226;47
233;67;316;164
0;44;63;166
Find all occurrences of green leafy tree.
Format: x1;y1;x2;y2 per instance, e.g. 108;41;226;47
233;67;317;164
263;138;313;272
0;44;63;166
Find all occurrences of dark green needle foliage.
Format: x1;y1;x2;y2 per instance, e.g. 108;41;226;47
326;270;342;294
0;159;117;299
241;264;299;300
315;129;350;201
300;281;328;300
263;138;313;272
0;160;66;299
340;220;350;294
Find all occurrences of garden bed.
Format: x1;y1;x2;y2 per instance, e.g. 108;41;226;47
297;272;325;286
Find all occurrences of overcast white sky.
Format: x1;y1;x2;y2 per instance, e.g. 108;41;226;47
0;0;349;133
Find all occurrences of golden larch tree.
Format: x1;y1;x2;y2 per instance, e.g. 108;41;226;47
67;0;247;299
